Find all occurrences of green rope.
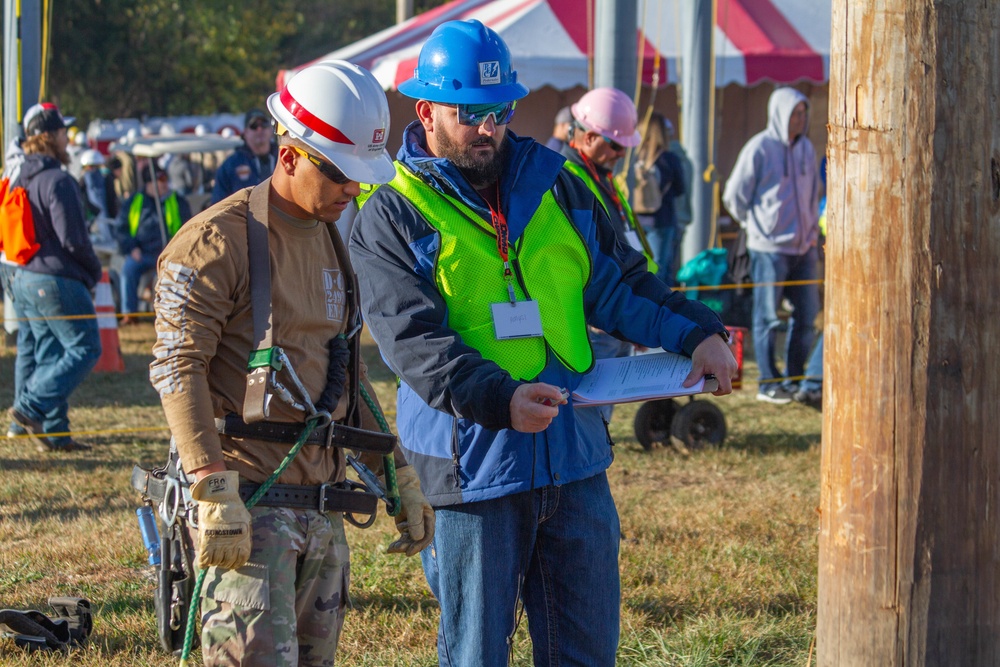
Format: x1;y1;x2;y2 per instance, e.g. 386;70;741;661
178;415;322;666
360;384;401;517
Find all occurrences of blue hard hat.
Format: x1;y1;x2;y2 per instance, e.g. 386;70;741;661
398;19;529;105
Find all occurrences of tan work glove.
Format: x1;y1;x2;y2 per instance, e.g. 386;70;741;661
191;470;252;570
385;466;435;557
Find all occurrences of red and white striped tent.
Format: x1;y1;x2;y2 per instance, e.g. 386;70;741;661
278;0;831;91
278;0;832;178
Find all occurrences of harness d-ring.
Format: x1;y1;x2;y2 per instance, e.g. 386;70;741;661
160;475;181;527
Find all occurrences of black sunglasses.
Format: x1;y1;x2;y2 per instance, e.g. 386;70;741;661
247;120;270;131
600;134;625;153
291;146;352;185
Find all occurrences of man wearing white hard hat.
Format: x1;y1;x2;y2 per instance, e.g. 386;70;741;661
149;61;434;665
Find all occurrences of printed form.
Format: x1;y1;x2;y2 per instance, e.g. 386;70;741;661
572;351;717;406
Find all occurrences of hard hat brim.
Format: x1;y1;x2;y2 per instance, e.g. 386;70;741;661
397;78;529;105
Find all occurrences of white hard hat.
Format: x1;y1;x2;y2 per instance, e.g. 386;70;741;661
267;60;394;185
80;149;105;167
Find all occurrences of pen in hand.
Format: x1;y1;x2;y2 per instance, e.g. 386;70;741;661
538;388;570;407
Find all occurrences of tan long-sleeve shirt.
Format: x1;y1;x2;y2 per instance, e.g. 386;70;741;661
150;187;386;486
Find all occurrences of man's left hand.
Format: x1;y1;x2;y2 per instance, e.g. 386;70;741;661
386;466;435;557
684;333;738;395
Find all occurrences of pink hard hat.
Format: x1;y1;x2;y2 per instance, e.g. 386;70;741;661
570;87;641;147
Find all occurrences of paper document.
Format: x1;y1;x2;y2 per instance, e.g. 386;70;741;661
572;351;718;406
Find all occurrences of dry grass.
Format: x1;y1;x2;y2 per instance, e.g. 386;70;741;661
0;323;821;665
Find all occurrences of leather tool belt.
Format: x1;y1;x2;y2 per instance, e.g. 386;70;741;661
215;413;396;454
239;480;378;515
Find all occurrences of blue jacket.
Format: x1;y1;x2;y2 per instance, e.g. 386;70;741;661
350;122;726;506
13;154;102;289
210;143;276;204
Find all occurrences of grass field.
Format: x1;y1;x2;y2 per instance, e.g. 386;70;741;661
0;322;821;666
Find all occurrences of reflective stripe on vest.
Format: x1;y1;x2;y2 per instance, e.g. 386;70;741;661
129;193;182;239
382;165;594;380
563;161;658;273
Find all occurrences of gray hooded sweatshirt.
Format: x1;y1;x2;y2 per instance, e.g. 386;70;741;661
723;87;820;255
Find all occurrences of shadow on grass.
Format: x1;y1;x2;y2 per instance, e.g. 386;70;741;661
724;432;819;454
626;591;812;625
624;431;819;457
0;495;134;524
349;591;440;614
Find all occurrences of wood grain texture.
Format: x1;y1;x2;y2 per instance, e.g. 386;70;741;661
818;1;1000;665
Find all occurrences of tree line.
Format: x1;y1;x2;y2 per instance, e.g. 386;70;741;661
44;0;448;126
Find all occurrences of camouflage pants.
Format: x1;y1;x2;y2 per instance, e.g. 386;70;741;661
200;507;350;667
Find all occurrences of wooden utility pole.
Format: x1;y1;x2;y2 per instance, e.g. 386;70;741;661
818;2;1000;665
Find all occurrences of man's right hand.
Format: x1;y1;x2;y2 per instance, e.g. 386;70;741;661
510;383;566;433
190;470;252;570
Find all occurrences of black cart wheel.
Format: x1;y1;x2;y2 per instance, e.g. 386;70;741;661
633;399;679;451
670;401;727;450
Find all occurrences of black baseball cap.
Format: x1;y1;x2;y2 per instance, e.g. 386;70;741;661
244;108;270;128
23;103;75;136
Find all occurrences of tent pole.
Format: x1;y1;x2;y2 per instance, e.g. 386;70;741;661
680;0;715;263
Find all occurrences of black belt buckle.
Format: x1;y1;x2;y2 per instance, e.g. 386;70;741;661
317;482;332;512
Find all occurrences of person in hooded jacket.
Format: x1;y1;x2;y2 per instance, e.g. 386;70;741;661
2;103;102;452
723;87;821;404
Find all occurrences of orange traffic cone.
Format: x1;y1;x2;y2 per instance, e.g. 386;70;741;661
93;269;125;372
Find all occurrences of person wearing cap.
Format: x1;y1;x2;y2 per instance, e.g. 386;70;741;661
114;167;192;324
149;61;434;665
209;108;278;205
349;19;737;666
544;105;573;152
2;103;101;453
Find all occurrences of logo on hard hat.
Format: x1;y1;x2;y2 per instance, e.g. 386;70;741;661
479;61;500;85
372;128;385;144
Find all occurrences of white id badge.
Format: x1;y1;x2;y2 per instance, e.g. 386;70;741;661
624;229;645;252
491;300;544;339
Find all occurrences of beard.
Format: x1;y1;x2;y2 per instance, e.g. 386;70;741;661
437;131;508;188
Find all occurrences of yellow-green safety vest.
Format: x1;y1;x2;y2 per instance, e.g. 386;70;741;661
129;192;182;239
362;166;595;381
562;160;658;273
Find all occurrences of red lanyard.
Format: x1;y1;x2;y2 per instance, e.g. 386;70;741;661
580;152;628;224
486;182;517;303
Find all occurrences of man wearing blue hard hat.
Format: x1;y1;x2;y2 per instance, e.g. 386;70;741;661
351;19;737;666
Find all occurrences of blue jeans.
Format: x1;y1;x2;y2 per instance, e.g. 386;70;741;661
423;472;621;667
120;252;158;314
7;268;101;445
750;247;819;387
800;332;824;391
642;224;678;286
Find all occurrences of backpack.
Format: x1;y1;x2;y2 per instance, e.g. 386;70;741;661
631;159;663;215
0;176;40;264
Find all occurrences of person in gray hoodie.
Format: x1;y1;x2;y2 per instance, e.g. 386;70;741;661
723;87;821;404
